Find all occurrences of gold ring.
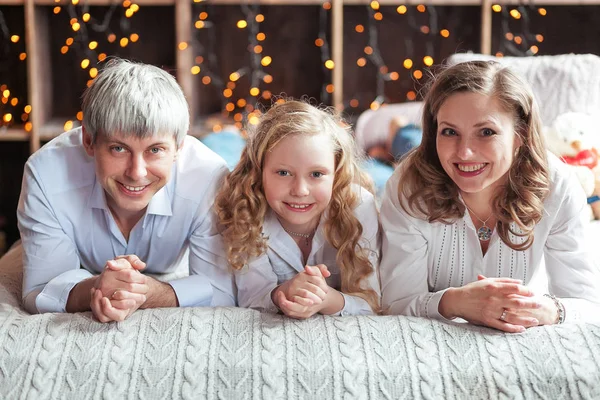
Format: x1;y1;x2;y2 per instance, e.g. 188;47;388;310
500;309;507;321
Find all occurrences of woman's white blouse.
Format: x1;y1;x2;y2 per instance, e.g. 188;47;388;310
380;154;600;323
235;185;381;316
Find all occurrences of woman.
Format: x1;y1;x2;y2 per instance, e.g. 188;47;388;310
380;61;600;332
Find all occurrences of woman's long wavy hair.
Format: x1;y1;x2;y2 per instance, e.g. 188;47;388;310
400;60;549;251
215;100;380;312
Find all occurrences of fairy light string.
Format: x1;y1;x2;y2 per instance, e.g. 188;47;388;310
0;10;30;132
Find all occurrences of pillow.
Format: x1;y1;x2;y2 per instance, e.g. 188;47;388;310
354;102;424;152
448;53;600;124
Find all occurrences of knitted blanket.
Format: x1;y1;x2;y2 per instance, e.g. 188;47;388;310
1;246;600;399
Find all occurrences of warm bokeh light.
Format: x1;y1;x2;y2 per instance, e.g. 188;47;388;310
355;25;364;33
261;56;272;67
440;29;450;38
10;35;19;43
403;59;413;69
357;57;367;67
64;120;73;131
178;42;188;50
191;66;201;75
325;60;335;69
81;59;90;69
89;41;98;50
397;5;407;14
423;56;434;66
492;4;501;12
237;20;247;29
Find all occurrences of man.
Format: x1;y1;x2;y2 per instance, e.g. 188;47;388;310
18;59;235;322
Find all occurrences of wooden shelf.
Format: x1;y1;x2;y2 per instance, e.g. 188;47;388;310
38;120;79;141
32;0;175;4
7;0;599;152
493;0;600;4
345;0;481;4
0;128;28;141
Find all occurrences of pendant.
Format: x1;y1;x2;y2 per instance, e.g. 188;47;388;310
477;225;492;242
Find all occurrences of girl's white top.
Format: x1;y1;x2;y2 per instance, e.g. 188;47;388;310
380;153;600;323
235;184;381;316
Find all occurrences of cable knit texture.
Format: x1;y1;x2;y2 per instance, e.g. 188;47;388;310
1;244;599;398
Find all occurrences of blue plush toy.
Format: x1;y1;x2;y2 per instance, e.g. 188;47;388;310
199;129;246;171
363;122;423;198
389;123;422;160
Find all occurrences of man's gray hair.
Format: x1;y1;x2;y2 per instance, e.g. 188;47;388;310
82;58;190;145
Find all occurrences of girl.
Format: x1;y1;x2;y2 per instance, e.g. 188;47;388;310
380;61;600;332
215;100;380;318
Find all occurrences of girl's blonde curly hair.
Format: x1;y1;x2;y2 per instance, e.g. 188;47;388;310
215;99;380;312
399;60;549;251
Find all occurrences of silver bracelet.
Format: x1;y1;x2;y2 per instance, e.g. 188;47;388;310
543;294;565;324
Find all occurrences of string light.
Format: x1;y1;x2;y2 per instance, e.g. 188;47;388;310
498;5;546;56
0;12;30;130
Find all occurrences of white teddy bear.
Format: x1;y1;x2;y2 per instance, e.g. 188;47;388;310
545;112;600;219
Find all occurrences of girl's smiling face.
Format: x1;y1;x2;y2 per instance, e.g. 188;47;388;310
262;133;336;234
